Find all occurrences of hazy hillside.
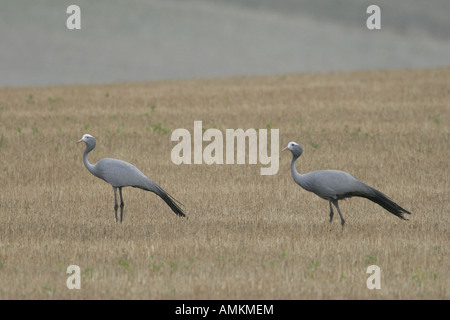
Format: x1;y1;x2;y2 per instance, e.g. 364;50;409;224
1;0;449;87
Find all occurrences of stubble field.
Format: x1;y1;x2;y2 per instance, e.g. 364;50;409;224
0;68;448;299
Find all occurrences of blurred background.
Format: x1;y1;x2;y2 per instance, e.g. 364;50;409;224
1;0;449;87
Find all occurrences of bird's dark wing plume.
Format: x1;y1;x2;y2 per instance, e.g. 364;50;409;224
338;187;411;220
155;187;186;218
134;179;186;218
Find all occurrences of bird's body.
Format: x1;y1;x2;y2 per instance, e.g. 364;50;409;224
78;134;185;222
293;169;369;200
283;142;411;227
90;158;153;189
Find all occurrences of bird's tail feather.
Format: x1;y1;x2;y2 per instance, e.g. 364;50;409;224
137;179;186;217
152;185;186;218
362;187;411;220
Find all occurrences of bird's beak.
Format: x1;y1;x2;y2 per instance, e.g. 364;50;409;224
77;138;83;144
282;146;289;152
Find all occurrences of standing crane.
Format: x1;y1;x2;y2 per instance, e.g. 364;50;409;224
283;141;411;228
78;134;186;223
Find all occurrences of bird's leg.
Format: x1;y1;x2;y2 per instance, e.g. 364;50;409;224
331;200;345;230
119;187;124;223
329;201;334;224
113;187;119;222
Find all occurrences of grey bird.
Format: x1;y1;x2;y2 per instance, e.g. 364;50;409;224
283;141;410;228
77;134;186;222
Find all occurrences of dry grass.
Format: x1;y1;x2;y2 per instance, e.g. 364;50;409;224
0;68;448;299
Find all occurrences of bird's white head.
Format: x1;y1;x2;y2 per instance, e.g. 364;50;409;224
77;134;96;148
282;141;303;157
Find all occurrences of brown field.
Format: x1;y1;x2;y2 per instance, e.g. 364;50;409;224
0;68;448;300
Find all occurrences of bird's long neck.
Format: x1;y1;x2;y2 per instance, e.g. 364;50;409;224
83;145;97;176
290;155;307;188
